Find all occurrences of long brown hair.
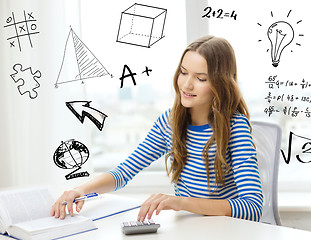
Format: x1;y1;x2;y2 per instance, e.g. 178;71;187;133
166;35;250;187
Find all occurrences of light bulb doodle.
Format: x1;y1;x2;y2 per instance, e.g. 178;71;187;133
267;21;294;67
257;10;304;67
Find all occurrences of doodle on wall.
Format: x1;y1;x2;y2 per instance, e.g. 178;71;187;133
53;139;90;180
281;132;311;164
119;65;152;88
263;75;311;118
55;27;112;88
202;6;237;20
116;3;167;48
3;10;39;52
10;63;41;99
257;10;303;67
65;101;108;131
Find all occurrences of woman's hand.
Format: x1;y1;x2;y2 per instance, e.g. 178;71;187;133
50;188;85;220
137;193;184;221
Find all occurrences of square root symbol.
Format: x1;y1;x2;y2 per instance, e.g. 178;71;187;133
116;3;167;48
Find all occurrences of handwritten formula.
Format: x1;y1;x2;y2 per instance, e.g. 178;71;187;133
264;75;311;118
202;6;237;20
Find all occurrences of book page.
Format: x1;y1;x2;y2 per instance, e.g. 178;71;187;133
0;187;54;227
11;215;90;233
0;204;11;233
7;215;96;240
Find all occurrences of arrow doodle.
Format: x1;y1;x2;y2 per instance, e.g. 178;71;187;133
65;101;108;131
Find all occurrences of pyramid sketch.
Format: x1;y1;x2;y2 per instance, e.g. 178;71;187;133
55;27;112;87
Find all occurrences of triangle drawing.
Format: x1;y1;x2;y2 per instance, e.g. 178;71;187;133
55;27;112;87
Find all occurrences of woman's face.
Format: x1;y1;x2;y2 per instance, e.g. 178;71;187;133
177;51;214;112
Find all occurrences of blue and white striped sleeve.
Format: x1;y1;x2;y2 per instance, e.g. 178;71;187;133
227;115;264;222
108;110;170;191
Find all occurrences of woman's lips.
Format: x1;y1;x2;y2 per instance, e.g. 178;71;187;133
182;90;196;98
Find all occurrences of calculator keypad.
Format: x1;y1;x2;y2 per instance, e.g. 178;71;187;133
122;219;160;235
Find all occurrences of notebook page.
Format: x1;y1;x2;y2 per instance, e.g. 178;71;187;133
80;194;142;220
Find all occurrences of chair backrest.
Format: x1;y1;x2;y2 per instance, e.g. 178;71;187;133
251;121;282;225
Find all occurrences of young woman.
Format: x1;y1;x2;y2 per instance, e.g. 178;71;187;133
51;35;263;222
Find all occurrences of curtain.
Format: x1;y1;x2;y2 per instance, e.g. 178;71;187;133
0;0;92;191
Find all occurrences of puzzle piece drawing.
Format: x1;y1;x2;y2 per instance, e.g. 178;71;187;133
10;63;41;99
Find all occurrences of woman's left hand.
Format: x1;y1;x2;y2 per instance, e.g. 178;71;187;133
137;193;184;221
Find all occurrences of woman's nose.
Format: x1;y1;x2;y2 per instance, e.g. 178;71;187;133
184;76;194;90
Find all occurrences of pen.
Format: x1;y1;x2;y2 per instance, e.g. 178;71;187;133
61;192;99;205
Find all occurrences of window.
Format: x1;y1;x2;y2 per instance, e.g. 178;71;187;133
80;0;187;184
207;0;311;192
80;0;311;194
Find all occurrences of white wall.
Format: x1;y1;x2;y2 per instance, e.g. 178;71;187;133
0;0;92;191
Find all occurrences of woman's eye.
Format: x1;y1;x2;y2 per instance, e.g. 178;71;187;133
198;78;207;82
180;71;187;75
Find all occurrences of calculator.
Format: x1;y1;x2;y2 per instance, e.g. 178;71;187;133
122;219;160;235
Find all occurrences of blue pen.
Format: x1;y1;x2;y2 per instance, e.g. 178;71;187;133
61;192;99;205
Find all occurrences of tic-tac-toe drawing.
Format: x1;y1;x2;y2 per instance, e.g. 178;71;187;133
10;63;41;99
116;3;167;48
3;10;40;52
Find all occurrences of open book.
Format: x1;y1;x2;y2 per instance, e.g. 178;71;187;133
0;187;143;240
0;187;97;240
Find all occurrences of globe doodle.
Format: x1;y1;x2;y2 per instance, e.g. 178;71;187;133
53;139;90;180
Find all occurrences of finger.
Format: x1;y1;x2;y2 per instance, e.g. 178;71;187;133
76;200;85;213
156;198;169;215
53;201;61;218
63;190;81;217
137;194;158;221
50;204;56;217
147;195;167;219
137;203;150;221
59;203;67;220
67;199;75;217
138;194;166;221
146;204;157;220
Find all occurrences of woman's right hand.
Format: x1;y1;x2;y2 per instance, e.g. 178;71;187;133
50;188;85;220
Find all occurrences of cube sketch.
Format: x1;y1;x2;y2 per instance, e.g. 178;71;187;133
116;3;167;48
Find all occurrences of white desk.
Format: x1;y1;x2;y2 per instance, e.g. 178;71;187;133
1;193;311;240
61;208;311;240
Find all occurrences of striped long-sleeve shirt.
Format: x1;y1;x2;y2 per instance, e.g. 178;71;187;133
108;109;264;221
